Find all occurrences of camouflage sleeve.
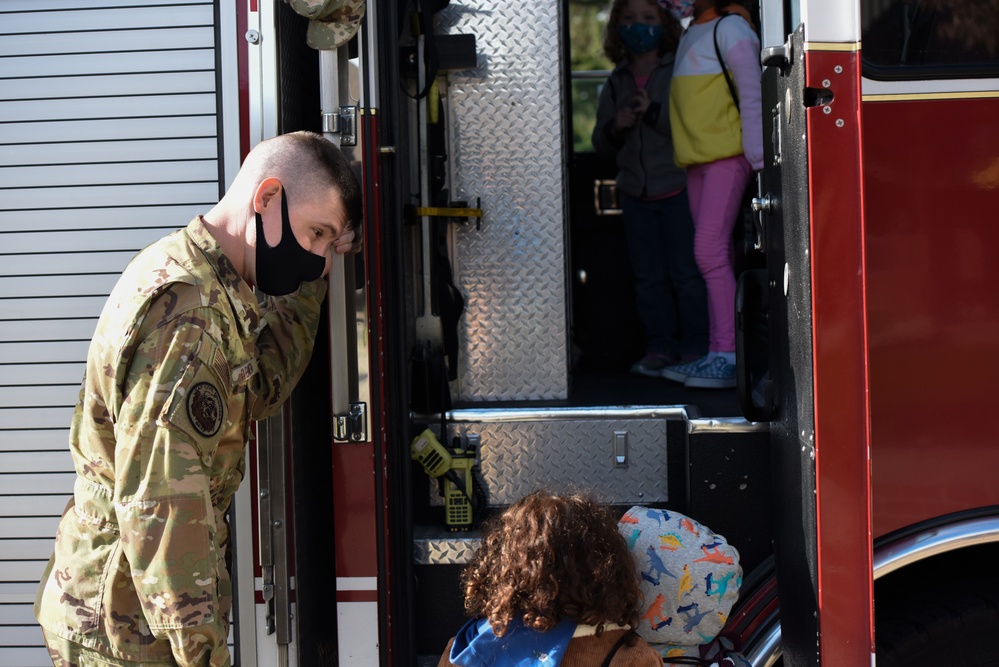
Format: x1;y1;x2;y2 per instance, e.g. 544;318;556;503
247;277;327;420
113;314;231;666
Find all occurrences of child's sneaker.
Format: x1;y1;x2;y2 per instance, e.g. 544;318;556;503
684;355;736;389
661;355;708;383
630;352;676;378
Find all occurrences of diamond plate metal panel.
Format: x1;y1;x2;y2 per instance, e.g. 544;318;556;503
413;526;482;565
471;419;667;504
430;410;671;506
439;1;570;401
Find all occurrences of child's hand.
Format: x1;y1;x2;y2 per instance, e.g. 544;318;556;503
630;89;651;114
614;106;641;133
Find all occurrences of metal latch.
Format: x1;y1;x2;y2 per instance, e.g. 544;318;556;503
750;194;773;252
323;106;357;146
613;430;628;468
594;179;622;216
334;401;367;442
761;33;792;73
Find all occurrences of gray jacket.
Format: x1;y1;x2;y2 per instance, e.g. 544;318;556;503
591;53;686;199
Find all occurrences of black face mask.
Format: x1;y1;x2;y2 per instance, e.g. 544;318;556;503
254;188;326;296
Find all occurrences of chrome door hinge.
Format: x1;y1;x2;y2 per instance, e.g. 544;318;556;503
323;106;357;146
334;402;367;442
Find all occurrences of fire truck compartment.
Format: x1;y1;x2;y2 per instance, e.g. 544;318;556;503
408;409;771;659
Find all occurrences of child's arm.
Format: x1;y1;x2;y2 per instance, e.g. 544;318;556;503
722;20;764;170
592;75;624;159
642;74;670;138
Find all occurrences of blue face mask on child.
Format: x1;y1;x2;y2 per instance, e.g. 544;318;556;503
617;23;663;55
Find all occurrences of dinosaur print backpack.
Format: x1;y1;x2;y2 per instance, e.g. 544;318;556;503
618;507;743;661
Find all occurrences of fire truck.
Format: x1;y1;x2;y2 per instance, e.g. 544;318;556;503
2;0;999;665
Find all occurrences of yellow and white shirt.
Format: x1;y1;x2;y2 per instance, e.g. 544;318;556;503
669;14;763;170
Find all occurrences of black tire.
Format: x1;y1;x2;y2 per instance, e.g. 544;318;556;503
876;588;999;666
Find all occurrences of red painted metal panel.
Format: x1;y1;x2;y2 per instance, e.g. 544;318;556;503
238;1;250;160
361;109;397;661
330;108;385;587
805;49;875;663
337;589;379;603
331;440;379;580
864;95;999;538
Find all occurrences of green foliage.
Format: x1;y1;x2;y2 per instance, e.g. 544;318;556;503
570;0;614;71
569;0;614;153
571;79;604;154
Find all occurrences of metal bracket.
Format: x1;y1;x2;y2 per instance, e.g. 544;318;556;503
334;401;367;442
322;106;357;146
256;412;290;642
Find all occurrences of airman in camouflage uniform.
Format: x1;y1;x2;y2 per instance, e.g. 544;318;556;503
35;131;361;666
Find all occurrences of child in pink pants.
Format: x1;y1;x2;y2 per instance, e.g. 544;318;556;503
660;0;763;388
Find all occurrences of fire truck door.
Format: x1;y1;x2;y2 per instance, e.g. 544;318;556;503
757;1;873;664
319;45;379;666
757;23;819;667
241;3;375;664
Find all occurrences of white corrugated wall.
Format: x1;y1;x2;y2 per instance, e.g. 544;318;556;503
0;1;235;664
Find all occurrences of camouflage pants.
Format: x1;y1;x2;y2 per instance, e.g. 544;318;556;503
42;629;178;667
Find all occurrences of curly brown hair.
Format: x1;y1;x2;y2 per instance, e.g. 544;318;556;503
604;0;682;64
461;490;642;637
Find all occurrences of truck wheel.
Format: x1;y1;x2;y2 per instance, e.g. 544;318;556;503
876;588;999;666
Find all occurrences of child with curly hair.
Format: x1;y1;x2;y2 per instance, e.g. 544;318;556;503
437;490;662;667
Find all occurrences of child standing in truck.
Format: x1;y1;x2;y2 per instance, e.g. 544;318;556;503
660;0;763;389
436;490;662;667
592;0;708;378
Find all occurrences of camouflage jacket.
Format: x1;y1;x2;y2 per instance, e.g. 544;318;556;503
35;217;326;666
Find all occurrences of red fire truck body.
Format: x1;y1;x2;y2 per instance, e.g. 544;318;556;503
3;0;998;666
342;0;999;661
866;93;999;539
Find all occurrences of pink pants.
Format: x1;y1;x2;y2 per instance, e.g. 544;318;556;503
687;155;752;352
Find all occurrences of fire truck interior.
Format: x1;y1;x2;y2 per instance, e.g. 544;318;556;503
549;3;758;418
566;1;756;419
392;1;770;660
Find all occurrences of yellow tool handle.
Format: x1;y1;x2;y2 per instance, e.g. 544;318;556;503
415;206;483;218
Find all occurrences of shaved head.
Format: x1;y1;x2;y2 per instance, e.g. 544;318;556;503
202;131;362;281
235;131;362;229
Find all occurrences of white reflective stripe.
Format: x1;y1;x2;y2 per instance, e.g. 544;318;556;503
337;576;377;591
863;77;999;100
337;601;379;664
801;0;860;44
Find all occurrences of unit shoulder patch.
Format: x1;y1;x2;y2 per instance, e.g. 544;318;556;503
162;340;229;450
187;382;223;437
